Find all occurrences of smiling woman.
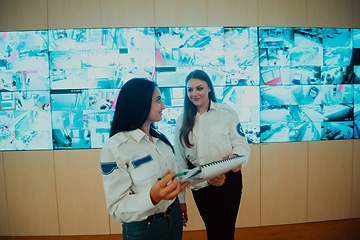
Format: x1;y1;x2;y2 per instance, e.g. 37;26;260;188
100;78;189;240
174;70;251;240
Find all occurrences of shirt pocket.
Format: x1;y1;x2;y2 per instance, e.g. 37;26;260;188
209;125;231;150
130;158;160;182
209;125;229;138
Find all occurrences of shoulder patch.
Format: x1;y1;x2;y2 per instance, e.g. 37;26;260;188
101;162;119;175
237;123;245;137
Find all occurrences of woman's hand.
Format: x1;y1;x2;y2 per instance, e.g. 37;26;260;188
180;203;188;227
207;173;226;186
150;169;189;205
223;154;242;172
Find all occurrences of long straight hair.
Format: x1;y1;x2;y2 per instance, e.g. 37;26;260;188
109;78;174;151
180;70;217;148
110;78;156;137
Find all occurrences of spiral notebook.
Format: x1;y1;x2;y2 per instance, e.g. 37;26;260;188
179;154;246;186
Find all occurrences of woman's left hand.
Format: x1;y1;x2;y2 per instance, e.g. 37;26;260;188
223;154;242;172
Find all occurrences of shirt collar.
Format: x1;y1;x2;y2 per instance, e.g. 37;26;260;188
128;129;147;143
209;100;217;111
196;100;217;116
128;128;160;143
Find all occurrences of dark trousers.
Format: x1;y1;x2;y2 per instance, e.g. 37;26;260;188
191;170;242;240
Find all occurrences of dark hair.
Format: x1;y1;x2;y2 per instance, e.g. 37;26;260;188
110;78;156;137
180;69;217;148
109;78;174;152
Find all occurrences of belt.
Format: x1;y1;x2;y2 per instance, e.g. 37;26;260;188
142;200;176;222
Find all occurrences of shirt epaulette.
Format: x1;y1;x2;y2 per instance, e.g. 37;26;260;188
105;132;130;149
213;102;233;111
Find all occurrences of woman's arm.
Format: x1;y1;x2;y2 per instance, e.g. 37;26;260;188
174;118;190;226
228;109;251;168
174;119;189;172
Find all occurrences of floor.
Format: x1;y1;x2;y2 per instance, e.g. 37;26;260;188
1;218;359;240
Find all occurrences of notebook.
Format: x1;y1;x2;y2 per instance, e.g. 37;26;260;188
179;154;246;186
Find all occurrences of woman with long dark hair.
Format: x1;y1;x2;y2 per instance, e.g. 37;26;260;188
174;70;250;240
101;78;189;240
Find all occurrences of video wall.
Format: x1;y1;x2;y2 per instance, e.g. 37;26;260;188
0;27;359;150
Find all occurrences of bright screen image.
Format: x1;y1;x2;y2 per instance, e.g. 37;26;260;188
0;27;359;150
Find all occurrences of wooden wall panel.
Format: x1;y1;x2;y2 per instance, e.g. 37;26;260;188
0;0;48;32
308;140;353;222
54;149;110;235
101;0;155;28
261;142;308;226
237;144;261;227
258;0;307;27
48;0;101;30
207;0;258;27
0;152;10;236
352;140;360;218
3;151;59;236
353;0;360;29
110;217;122;234
154;0;207;27
306;0;353;28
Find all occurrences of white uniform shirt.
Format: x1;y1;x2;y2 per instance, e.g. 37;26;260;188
100;128;179;223
174;101;251;190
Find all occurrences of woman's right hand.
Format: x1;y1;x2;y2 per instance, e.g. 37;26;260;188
207;173;226;186
150;169;189;205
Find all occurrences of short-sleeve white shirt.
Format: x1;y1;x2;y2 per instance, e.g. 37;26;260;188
100;128;179;223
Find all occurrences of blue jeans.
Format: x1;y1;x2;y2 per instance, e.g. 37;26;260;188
122;198;183;240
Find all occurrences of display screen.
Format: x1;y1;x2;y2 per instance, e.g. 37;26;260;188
0;27;359;150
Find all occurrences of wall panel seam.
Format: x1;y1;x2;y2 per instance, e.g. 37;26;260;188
1;152;11;236
52;151;61;235
306;141;309;222
259;144;262;226
350;139;354;216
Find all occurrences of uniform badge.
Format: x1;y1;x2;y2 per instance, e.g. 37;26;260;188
132;154;153;168
237;123;245;137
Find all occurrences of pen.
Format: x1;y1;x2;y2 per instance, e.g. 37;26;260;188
157;171;188;181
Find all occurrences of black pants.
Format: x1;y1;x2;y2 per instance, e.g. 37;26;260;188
191;170;242;240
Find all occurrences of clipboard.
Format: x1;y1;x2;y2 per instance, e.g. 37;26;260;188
179;154;246;186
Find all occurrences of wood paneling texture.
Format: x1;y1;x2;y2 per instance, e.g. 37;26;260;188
154;0;207;27
0;0;48;32
306;0;353;28
47;0;101;30
261;142;308;226
3;151;59;236
352;140;360;218
308;140;353;222
258;0;307;27
54;149;110;235
0;152;10;236
100;0;155;28
237;144;261;227
207;0;258;27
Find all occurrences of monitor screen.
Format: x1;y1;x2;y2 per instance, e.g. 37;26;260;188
0;26;359;150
